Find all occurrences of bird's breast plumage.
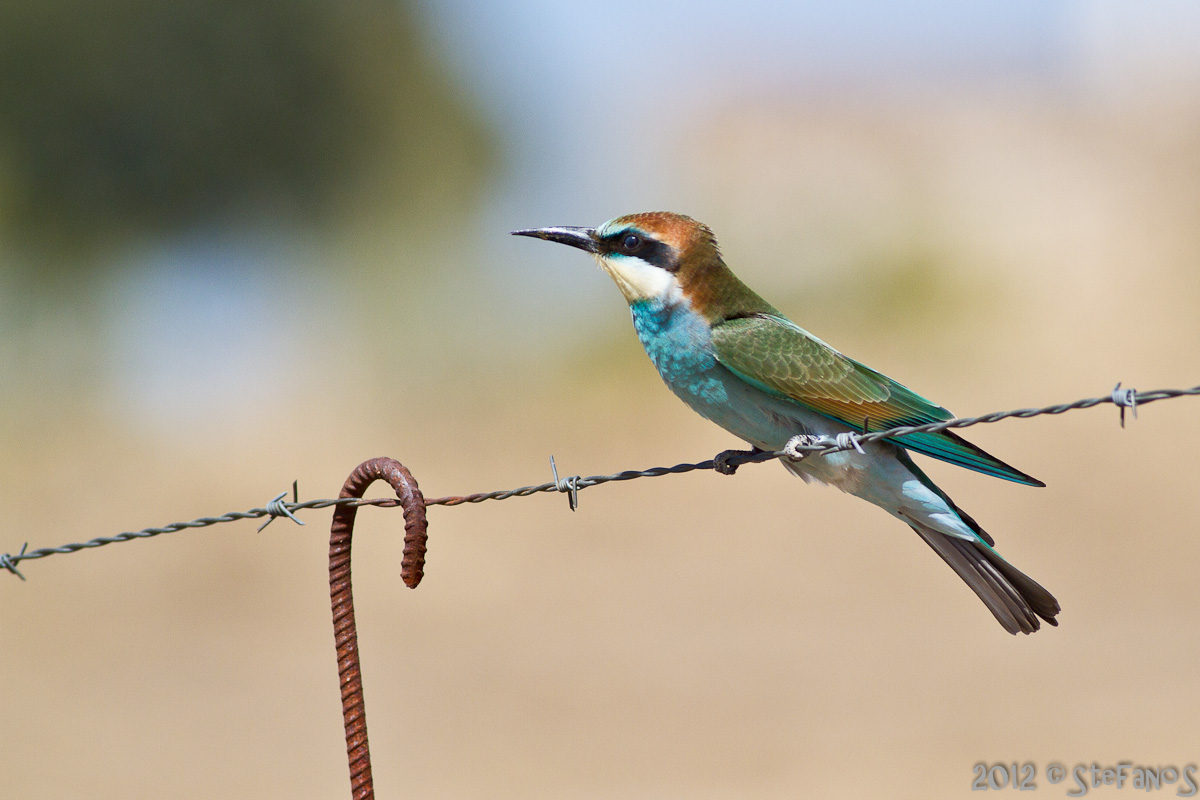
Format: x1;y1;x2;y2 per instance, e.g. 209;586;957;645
628;297;729;406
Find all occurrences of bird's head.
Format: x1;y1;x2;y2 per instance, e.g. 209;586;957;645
512;212;727;308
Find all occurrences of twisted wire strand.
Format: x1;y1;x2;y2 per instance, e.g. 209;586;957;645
4;383;1198;577
422;383;1199;505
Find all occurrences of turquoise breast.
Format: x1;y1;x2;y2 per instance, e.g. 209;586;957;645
629;298;729;406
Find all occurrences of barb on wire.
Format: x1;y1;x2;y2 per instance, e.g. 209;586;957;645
3;382;1199;579
550;455;581;512
258;480;305;532
1112;382;1138;428
835;431;866;454
1;543;28;581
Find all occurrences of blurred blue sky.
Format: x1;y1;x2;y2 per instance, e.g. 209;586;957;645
6;0;1200;435
417;0;1200;219
422;0;1067;221
395;0;1200;390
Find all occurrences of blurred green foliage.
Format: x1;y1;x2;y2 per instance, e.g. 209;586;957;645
0;0;493;264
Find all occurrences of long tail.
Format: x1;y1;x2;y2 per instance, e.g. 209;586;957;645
909;520;1060;634
888;449;1060;634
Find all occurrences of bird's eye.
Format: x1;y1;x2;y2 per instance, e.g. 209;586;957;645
621;234;642;252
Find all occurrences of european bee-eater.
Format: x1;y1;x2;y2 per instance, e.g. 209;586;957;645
514;211;1059;634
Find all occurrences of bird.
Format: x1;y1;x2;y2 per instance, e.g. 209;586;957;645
513;211;1059;634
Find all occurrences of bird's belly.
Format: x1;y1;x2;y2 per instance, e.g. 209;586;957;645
684;366;884;493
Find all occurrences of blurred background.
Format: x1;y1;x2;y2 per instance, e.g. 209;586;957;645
3;1;1199;797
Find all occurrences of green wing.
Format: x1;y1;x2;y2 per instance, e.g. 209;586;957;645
710;314;1043;486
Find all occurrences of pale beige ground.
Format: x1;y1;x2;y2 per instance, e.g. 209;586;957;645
4;97;1200;798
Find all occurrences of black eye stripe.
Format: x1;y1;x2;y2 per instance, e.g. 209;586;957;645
601;230;678;272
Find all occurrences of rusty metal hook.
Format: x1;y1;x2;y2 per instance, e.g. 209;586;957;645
328;457;429;800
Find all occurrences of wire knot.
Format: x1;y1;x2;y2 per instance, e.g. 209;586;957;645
1111;382;1139;428
257;481;305;532
550;455;581;512
1;543;28;581
833;431;866;454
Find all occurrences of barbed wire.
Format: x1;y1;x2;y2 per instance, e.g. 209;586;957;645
3;382;1198;581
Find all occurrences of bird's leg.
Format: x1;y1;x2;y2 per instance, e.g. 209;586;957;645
713;446;765;476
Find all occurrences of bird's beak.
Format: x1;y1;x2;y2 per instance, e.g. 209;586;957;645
510;226;598;253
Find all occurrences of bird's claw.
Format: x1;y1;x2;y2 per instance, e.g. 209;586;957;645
783;434;823;461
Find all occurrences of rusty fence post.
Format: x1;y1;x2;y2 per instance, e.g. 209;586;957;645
328;458;429;800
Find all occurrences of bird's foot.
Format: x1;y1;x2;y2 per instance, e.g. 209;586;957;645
713;447;764;476
783;434;824;462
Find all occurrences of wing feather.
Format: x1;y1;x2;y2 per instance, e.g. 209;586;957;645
710;315;1043;486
